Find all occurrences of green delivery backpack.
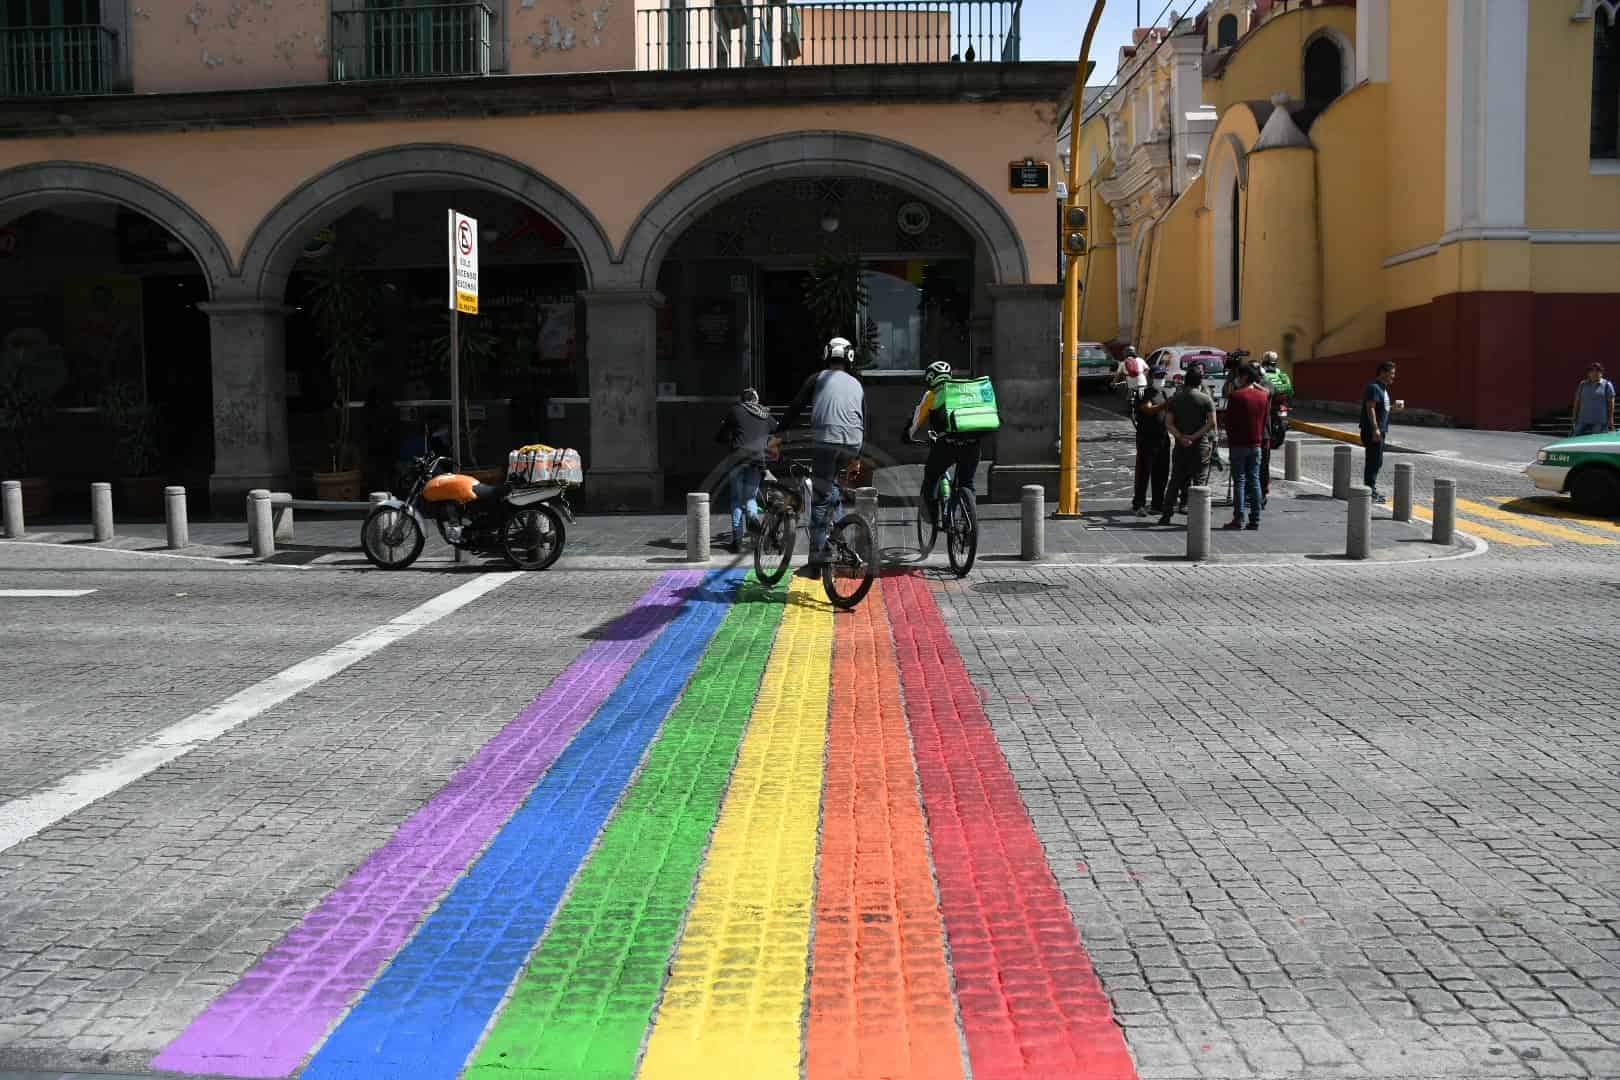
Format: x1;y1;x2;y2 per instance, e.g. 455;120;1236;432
939;376;1001;434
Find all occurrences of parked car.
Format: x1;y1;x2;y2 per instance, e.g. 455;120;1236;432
1072;342;1117;388
1145;345;1231;411
1523;432;1620;516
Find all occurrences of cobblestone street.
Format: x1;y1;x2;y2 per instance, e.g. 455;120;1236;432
2;398;1618;1079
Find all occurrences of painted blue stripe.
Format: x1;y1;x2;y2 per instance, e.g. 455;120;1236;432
298;568;745;1080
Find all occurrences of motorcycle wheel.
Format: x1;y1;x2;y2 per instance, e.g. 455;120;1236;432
361;504;425;570
501;503;566;571
1271;422;1288;447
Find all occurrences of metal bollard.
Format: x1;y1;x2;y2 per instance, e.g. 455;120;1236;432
1393;462;1414;522
686;491;710;562
90;482;114;541
248;489;275;557
2;480;23;539
1186;485;1212;561
1020;484;1045;561
1332;444;1352;499
1284;438;1301;482
165;486;189;549
369;491;390;506
1347;485;1372;559
1433;478;1456;545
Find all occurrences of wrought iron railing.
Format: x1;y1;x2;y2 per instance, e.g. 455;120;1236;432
330;1;492;82
639;1;1020;71
0;24;118;96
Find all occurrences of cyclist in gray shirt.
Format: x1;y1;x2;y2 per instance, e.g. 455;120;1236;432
778;337;866;566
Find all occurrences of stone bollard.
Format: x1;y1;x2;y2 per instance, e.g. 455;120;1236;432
1433;478;1456;545
90;482;114;541
369;491;390;506
1186;485;1212;561
271;494;294;544
1347;485;1372;559
248;489;275;557
2;480;23;539
1284;438;1301;482
165;486;189;549
1020;484;1045;561
686;492;710;562
1332;444;1352;499
1393;462;1414;522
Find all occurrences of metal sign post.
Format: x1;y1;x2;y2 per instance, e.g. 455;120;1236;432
448;209;479;563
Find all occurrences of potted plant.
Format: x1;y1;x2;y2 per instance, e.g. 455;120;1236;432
308;256;374;500
803;250;883;370
98;379;164;517
431;316;502;482
0;365;51;517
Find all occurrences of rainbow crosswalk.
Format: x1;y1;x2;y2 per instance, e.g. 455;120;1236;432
153;569;1137;1080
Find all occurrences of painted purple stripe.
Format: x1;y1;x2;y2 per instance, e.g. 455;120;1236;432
151;570;703;1079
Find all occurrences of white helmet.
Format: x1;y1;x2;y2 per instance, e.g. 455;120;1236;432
925;360;953;387
1262;351;1279;367
824;337;854;364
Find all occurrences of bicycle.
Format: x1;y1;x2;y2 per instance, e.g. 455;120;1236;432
753;453;876;609
912;431;978;577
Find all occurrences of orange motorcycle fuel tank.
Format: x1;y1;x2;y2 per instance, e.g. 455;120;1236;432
422;473;480;504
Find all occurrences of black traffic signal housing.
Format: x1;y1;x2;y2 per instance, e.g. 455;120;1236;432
1062;203;1088;258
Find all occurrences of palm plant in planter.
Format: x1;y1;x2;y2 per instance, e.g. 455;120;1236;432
803;251;883;371
0;365;51;516
430;316;499;478
97;379;164;517
308;256;375;500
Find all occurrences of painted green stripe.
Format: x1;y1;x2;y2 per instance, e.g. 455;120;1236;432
466;574;787;1080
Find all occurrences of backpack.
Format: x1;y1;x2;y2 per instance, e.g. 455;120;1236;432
938;376;1001;434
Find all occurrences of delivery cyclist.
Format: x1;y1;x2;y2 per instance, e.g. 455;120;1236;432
906;360;989;527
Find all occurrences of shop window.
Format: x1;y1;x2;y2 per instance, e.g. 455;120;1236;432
860;260;972;373
1216;14;1237;49
1304;35;1343;104
1594;5;1620;160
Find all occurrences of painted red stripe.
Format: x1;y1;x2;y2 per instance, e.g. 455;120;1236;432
884;571;1139;1080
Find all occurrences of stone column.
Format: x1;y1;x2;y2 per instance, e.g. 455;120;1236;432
198;300;292;514
580;289;664;510
986;283;1063;503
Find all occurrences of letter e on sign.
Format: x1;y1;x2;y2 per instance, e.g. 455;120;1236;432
448;210;479;314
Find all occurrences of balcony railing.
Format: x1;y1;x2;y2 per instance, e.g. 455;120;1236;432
0;24;118;96
330;1;492;82
639;1;1021;71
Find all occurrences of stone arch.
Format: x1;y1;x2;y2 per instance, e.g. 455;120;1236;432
616;131;1030;290
1303;26;1354;103
236;144;616;302
0;161;235;298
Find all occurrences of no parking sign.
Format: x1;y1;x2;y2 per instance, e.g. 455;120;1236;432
448;210;478;314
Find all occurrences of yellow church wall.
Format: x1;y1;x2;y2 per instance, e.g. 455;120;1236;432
1202;5;1356;114
1312;83;1389;356
1243;144;1321;364
1384;0;1447;259
1432;239;1532;296
1138;179;1209;349
1384;253;1439;314
1526;4;1620;232
1073;115;1121;344
1530;243;1620;293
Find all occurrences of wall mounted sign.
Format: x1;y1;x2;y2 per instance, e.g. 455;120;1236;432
1008;158;1052;193
896;202;931;235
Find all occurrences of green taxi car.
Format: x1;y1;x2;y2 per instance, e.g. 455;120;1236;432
1524;431;1620;516
1073;342;1117;387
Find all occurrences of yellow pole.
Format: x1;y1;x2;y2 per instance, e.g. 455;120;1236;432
1058;0;1107;518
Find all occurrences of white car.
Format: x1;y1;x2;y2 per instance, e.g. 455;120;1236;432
1144;345;1231;411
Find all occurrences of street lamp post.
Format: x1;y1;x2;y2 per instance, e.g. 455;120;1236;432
1057;0;1108;518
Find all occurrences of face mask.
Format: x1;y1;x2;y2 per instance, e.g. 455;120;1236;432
1150;378;1164;389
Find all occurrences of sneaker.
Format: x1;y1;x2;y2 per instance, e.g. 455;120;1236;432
1157;513;1174;526
1221;520;1243;530
1134;505;1148;518
1372;492;1388;504
1245;520;1259;530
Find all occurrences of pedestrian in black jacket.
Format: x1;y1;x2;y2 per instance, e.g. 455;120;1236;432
715;388;777;552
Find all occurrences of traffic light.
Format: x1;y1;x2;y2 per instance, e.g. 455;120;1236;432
1062;203;1088;258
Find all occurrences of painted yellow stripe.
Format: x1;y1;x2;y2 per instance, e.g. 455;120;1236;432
1453;497;1617;546
1410;503;1546;548
638;574;832;1080
1496;497;1620;536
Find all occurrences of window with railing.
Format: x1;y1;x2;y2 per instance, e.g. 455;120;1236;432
330;0;492;81
1;0;117;95
638;0;1021;71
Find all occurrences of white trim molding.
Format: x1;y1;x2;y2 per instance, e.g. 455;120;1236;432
1380;228;1620;267
1356;0;1390;83
1572;1;1620;21
1445;0;1529;235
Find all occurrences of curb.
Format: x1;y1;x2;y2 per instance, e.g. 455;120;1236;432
1289;419;1420;454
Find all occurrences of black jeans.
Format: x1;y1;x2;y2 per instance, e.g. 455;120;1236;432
1164;440;1212;513
922;437;981;523
1362;433;1385;491
1133;433;1169;510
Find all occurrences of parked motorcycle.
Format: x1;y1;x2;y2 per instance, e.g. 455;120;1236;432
1270;390;1291;449
361;451;573;570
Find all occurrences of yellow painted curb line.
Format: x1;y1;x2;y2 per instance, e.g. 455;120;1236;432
1289;419;1364;445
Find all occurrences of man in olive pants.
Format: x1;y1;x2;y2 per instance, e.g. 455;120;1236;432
1159;362;1218;525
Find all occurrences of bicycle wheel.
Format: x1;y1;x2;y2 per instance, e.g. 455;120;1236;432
915;491;939;558
945;489;977;577
501;503;566;571
753;508;796;585
361;504;425;570
821;515;876;610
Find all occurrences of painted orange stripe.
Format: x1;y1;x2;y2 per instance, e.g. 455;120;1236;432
807;581;965;1080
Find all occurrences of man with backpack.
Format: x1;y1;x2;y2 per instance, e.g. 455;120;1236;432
906;360;998;529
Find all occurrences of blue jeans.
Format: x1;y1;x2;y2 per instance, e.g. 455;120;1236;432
809;442;858;559
1230;445;1262;523
728;461;762;537
1573;421;1611;436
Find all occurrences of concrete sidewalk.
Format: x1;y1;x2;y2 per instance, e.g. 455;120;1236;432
1290;412;1548;473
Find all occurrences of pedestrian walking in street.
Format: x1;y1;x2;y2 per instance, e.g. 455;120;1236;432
1132;363;1171;517
1159;361;1218;526
1571;363;1616;436
714;387;777;554
1223;364;1268;530
1361;360;1398;503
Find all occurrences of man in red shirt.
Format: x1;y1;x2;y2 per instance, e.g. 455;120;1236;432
1222;364;1270;530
